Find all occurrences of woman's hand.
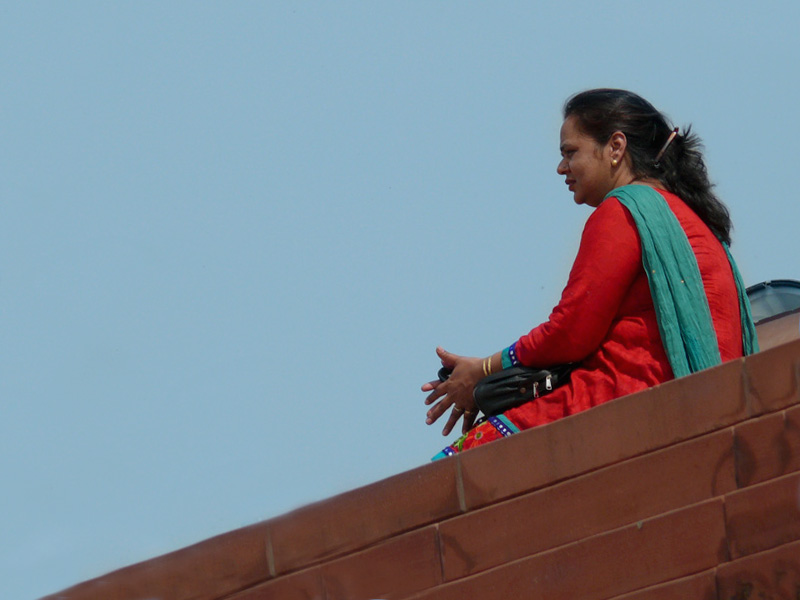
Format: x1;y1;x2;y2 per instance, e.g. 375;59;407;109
422;347;483;436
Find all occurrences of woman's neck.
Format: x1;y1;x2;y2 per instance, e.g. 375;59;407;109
626;177;665;190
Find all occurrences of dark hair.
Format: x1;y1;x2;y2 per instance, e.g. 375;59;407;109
563;89;732;245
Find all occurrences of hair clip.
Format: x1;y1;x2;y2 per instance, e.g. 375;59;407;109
654;127;679;167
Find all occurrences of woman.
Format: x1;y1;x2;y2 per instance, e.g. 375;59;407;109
423;89;758;458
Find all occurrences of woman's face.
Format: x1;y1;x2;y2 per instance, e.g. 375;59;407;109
557;115;615;208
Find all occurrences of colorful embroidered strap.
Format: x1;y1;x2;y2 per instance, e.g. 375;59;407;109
501;342;519;368
608;185;758;378
488;414;520;436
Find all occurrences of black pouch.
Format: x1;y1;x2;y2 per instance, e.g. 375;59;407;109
472;364;574;416
436;363;574;417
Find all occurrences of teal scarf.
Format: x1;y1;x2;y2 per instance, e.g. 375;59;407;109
607;185;759;378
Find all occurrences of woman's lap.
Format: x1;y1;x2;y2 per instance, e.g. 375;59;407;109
431;387;577;460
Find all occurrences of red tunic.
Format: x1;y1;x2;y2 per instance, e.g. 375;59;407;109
449;189;744;456
502;189;744;430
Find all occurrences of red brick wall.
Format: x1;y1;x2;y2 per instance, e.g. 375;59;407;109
45;319;800;600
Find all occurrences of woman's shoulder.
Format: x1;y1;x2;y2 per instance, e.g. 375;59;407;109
656;188;690;213
587;195;637;230
656;189;718;238
579;195;641;255
599;187;701;232
602;186;679;213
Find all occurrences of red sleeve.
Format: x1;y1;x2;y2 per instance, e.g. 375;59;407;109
515;197;643;366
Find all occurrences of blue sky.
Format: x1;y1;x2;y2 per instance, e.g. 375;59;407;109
3;3;799;598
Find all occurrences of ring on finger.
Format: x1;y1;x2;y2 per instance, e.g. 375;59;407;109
452;406;465;414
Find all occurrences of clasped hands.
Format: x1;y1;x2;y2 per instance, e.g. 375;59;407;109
422;347;483;436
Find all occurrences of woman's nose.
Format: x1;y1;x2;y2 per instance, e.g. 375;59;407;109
557;158;568;174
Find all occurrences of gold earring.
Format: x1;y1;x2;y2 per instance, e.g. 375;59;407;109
611;159;619;167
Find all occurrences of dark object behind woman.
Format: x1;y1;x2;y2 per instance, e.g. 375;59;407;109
422;89;758;459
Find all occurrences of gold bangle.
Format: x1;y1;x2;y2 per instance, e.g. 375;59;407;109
487;355;492;375
482;358;489;377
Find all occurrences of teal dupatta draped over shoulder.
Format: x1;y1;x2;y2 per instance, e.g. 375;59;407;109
607;185;759;378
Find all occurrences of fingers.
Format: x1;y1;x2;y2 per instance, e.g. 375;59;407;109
436;346;458;368
424;347;461;397
430;399;480;435
441;405;464;437
420;379;441;393
425;347;477;431
461;410;479;434
424;381;447;406
426;394;451;424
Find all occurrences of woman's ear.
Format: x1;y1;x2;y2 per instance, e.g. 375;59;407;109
608;131;627;162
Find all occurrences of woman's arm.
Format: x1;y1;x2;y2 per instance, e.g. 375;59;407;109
512;197;643;366
423;198;643;436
